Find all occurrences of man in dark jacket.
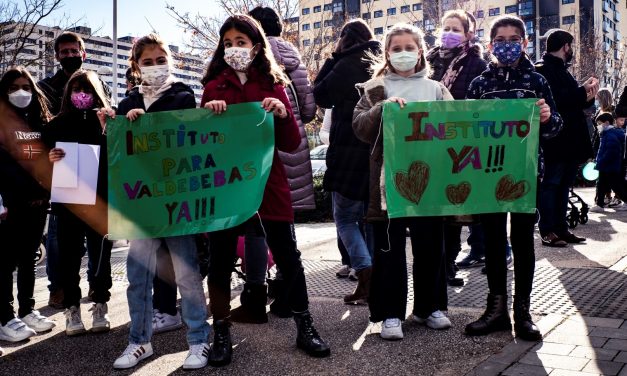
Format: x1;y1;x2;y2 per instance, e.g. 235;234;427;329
535;29;598;247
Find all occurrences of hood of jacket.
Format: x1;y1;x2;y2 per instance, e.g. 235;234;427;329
268;36;302;73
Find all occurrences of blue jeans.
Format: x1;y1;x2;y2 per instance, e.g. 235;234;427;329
538;162;578;235
127;235;209;345
332;192;373;271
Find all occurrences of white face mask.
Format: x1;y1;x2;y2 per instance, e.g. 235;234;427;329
389;51;419;73
224;46;256;72
140;64;171;87
8;89;32;108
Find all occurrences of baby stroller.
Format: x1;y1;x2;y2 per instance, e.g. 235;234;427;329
566;188;589;229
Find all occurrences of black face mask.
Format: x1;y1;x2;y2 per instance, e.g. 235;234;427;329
60;56;83;73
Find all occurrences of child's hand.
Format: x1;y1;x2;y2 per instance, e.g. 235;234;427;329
388;97;407;109
49;147;65;162
204;100;227;114
97;107;116;132
262;98;287;118
126;109;145;121
536;99;551;124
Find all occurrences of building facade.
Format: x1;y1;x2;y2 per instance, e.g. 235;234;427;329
0;23;205;104
297;0;626;87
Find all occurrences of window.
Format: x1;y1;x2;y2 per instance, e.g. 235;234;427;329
412;3;422;11
387;7;396;15
401;5;410;13
302;7;310;15
324;19;332;27
519;1;533;16
314;21;321;29
525;20;534;34
476;10;484;18
302;23;310;31
562;0;574;4
332;2;343;13
313;5;321;13
362;12;371;19
476;29;484;38
424;18;435;31
562;15;575;24
505;5;518;14
489;7;500;16
374;10;383;18
374;27;384;35
324;3;332;10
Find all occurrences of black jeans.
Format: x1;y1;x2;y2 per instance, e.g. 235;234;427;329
369;217;446;322
481;212;536;299
0;204;47;325
208;218;308;320
153;243;178;316
596;171;627;206
56;206;112;308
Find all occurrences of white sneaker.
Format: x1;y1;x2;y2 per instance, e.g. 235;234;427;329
64;306;86;336
348;268;358;281
0;318;36;342
152;309;183;334
380;318;403;340
590;205;606;213
608;197;623;207
335;265;350;278
613;203;627;211
113;342;153;369
412;310;452;330
90;303;110;333
21;310;55;332
183;343;209;369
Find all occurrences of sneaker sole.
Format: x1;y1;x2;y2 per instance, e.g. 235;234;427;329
153;322;184;334
380;333;403;341
183;360;209;370
113;350;154;369
91;325;111;333
0;331;35;342
66;327;87;336
28;324;55;333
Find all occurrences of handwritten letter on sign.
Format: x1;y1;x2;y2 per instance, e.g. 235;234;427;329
383;99;540;218
107;103;275;240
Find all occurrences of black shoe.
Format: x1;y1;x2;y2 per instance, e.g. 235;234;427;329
230;283;268;324
268;279;292;318
558;231;586;244
465;294;512;336
209;320;232;367
294;312;330;357
447;276;464;287
513;296;542;341
541;232;568;247
457;255;485;269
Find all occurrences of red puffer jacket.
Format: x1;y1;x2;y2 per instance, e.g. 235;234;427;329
201;67;300;222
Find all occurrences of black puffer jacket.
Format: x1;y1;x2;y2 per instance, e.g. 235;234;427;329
313;40;381;201
427;43;488;100
534;53;594;164
117;82;196;114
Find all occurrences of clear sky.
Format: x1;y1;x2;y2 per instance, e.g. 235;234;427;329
43;0;223;50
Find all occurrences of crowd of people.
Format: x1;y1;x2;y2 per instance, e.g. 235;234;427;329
1;5;626;369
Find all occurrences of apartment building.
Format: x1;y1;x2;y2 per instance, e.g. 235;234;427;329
0;23;205;104
297;0;626;86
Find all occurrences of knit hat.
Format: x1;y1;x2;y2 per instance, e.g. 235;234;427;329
545;29;574;52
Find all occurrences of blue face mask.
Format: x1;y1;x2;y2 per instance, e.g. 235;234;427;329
492;41;522;66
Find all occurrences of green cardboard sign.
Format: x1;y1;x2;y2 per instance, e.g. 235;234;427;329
107;102;275;239
383;99;540;218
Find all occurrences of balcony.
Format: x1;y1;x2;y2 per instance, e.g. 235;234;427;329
602;1;609;12
615;11;620;22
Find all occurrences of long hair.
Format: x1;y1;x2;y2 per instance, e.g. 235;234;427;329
335;19;373;54
201;14;289;86
129;33;172;79
371;23;429;77
596;88;614;112
58;70;110;116
0;66;52;125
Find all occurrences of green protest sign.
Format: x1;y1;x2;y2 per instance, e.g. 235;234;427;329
383;99;540;218
107;102;275;240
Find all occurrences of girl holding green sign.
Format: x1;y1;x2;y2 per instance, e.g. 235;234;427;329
464;15;563;341
352;23;454;341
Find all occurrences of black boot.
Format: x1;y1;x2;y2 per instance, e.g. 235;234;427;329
230;283;268;324
294;311;330;358
268;278;292;318
209;320;232;367
465;294;512;336
513;296;542;341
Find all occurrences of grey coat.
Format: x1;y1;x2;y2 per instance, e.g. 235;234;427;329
269;36;316;211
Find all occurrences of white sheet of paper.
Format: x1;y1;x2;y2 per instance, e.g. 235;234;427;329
51;142;78;188
51;144;100;205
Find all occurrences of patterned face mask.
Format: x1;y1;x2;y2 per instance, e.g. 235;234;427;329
492;41;523;66
224;46;256;72
140;64;171;87
70;92;94;110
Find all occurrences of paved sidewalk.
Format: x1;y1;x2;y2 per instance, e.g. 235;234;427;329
0;187;626;375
